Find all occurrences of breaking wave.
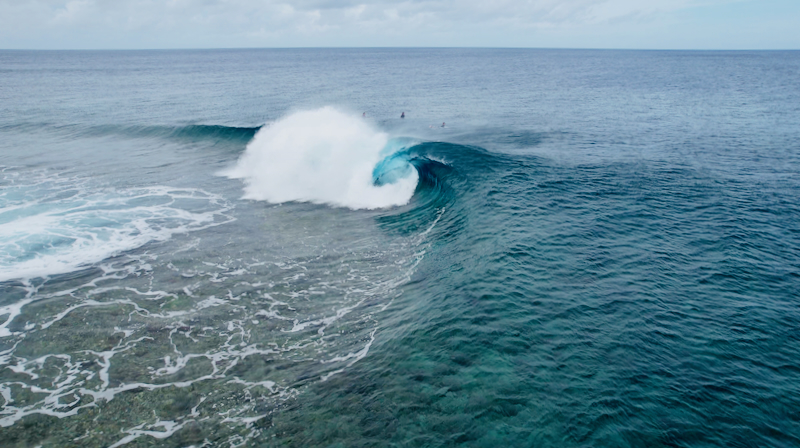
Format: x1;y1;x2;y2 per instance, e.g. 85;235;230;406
223;107;419;210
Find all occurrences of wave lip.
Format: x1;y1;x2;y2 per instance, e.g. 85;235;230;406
224;107;419;210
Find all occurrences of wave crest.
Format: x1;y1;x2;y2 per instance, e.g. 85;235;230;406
224;107;418;210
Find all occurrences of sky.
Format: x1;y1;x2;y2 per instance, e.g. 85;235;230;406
0;0;798;50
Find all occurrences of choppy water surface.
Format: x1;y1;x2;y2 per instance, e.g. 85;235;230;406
1;49;799;447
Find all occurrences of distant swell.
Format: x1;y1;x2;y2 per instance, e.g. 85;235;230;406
158;124;260;141
1;122;261;143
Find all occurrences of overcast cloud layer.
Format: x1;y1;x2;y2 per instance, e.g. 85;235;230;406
1;0;798;49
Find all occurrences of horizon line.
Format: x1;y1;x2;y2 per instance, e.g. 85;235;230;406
2;46;799;52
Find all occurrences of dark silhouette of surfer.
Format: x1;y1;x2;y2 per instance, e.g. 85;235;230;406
441;122;445;127
401;112;405;118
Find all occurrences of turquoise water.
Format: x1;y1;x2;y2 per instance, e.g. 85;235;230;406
1;49;799;447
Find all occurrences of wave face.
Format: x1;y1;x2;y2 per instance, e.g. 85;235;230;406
224;107;419;209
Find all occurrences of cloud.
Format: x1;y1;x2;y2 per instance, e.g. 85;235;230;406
0;0;794;49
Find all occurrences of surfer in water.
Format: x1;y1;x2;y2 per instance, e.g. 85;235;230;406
441;122;445;127
401;112;405;118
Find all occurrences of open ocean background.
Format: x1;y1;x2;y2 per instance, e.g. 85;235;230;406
1;48;799;447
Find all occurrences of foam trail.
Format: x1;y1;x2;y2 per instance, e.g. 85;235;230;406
0;177;233;283
224;107;418;209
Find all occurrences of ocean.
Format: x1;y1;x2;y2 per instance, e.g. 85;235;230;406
1;48;799;447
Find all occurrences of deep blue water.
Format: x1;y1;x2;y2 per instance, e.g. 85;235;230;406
1;49;799;447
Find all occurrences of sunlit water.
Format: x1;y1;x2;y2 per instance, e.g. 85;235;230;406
1;49;799;447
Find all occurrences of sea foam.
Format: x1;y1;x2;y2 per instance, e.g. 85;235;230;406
0;173;232;283
224;107;418;209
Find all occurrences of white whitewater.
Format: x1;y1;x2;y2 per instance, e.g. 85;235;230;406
0;171;232;282
224;107;418;209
